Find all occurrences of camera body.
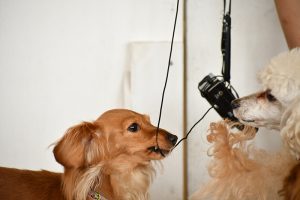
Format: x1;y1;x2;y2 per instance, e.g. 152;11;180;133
198;73;237;121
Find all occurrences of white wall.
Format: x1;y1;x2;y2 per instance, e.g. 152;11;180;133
0;0;183;199
186;0;288;196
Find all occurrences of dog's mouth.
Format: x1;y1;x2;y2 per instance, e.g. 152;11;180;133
241;118;255;123
147;146;171;155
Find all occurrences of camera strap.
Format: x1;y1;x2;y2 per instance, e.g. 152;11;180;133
221;0;232;83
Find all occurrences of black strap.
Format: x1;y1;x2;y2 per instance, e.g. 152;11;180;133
223;0;231;15
221;0;232;83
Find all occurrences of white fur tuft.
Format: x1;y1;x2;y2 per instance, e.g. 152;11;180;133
258;48;300;106
281;96;300;159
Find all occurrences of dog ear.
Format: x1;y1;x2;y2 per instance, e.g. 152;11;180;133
53;121;98;168
280;97;300;159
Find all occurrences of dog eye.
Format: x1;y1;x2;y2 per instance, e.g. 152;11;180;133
127;123;140;132
266;93;277;102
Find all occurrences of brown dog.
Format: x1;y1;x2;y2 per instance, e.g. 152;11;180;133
0;109;178;200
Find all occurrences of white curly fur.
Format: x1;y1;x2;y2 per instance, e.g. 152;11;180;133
259;48;300;107
280;96;300;159
260;48;300;159
190;121;296;200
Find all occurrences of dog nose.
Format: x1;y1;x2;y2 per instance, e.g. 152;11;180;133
167;133;178;146
231;100;240;109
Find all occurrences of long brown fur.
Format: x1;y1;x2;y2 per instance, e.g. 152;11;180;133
281;163;300;200
190;120;296;200
0;109;177;200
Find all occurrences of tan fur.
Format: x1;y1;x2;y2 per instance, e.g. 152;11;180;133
282;163;300;200
280;98;300;199
190;121;296;200
0;109;177;200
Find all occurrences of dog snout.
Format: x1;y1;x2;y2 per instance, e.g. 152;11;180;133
166;132;178;146
231;99;240;109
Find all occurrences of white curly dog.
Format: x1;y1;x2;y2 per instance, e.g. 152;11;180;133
232;47;300;158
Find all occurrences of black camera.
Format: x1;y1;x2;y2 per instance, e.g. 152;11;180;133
198;73;237;121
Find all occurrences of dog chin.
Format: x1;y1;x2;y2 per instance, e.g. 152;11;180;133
241;118;255;123
147;146;171;159
238;118;279;130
